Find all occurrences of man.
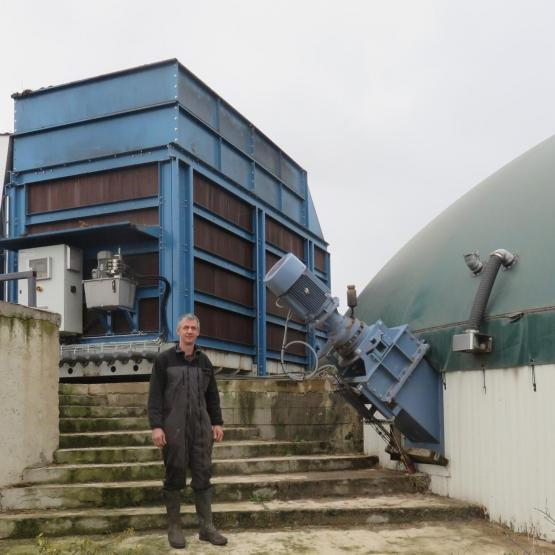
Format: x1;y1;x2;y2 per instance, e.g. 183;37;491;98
148;313;227;549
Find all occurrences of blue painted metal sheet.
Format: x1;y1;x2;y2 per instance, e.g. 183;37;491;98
178;70;218;129
13;106;176;172
220;142;252;189
220;103;251;152
178;111;218;167
281;187;303;222
14;61;178;133
254;167;280;206
254;131;280;175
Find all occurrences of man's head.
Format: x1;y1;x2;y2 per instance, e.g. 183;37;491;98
176;313;200;351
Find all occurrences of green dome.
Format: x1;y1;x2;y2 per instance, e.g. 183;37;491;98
356;134;555;371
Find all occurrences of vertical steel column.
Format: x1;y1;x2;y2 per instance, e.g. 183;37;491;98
173;160;194;320
6;184;18;301
306;239;315;370
159;161;174;338
255;208;267;376
301;170;309;227
324;249;332;289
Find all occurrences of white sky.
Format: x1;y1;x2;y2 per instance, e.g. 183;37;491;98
2;0;555;310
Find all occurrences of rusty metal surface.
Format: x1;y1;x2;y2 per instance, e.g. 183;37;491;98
315;246;326;272
27;208;159;234
195;303;253;346
195;259;253;307
194;217;253;268
27;164;158;214
267;323;307;356
194;173;253;231
265;217;304;259
138;297;159;332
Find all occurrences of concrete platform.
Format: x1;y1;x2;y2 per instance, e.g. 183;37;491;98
2;521;555;554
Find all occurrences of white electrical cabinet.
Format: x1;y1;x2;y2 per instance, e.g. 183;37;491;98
18;244;83;334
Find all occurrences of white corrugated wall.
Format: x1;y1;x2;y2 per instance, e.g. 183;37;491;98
364;364;555;540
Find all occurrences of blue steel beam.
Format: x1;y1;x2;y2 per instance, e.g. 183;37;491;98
158;161;174;338
195;293;255;318
305;239;316;371
266;351;307;365
266;314;306;333
193;250;255;279
197;337;255;356
255;208;267;376
170;160;194;329
181;163;194;311
27;197;158;225
12;147;170;185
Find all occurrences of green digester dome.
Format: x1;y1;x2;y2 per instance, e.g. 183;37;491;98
356;134;555;372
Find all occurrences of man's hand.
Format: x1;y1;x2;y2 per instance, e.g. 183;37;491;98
212;425;224;442
152;427;166;448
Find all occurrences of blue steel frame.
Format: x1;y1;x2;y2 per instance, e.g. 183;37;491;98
5;59;330;374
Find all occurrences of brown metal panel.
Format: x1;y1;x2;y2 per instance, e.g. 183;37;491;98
267;323;307;356
314;246;327;273
265;217;304;259
27;164;158;214
124;252;160;287
139;297;160;332
27;208;159;234
195;303;253;346
193;173;253;231
195;260;253;307
265;251;280;272
194;217;253;268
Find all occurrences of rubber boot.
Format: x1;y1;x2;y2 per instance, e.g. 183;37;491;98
164;489;186;549
194;488;228;546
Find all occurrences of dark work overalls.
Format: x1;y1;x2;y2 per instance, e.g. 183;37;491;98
148;345;223;491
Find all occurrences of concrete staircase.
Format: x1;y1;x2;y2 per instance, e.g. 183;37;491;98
0;380;483;540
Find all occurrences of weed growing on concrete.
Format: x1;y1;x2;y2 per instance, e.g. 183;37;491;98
35;534;62;555
31;529;149;555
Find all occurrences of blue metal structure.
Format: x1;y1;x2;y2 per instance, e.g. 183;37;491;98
265;253;443;454
1;59;329;375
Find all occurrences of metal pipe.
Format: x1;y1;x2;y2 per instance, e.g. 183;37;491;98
0;270;37;307
466;249;517;332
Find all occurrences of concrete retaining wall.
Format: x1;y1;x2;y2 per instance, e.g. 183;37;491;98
61;377;363;452
219;379;363;451
0;302;60;487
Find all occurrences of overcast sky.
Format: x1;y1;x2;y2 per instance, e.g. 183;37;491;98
2;0;555;310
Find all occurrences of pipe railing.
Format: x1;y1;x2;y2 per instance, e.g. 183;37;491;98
0;271;37;307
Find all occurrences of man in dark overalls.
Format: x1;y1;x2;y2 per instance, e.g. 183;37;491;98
148;313;227;549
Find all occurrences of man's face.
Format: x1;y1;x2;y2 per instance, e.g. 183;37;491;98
178;318;200;347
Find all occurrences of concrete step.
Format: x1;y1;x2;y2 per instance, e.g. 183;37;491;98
23;454;378;484
59;427;260;448
0;468;429;511
0;494;484;540
54;440;335;464
59;394;148;407
59;417;150;433
59;405;147;418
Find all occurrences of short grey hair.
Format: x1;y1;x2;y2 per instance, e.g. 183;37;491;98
176;313;200;333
